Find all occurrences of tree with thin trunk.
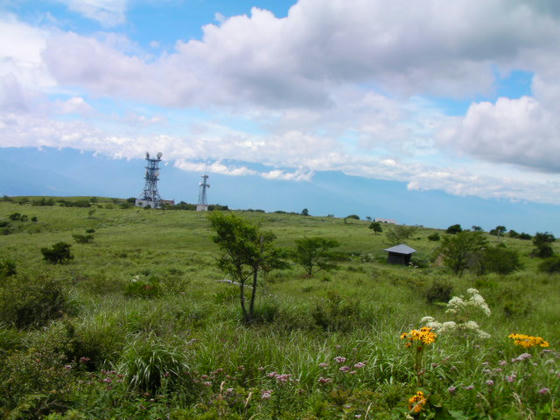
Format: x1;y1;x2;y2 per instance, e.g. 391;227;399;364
293;237;340;277
208;212;285;323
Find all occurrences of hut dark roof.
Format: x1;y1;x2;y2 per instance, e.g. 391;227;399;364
383;244;416;255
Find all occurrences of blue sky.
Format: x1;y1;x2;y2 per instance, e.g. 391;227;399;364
1;0;560;233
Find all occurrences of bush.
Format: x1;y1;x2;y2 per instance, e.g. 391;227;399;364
481;245;522;274
0;259;16;278
427;233;440;241
446;224;462;234
125;275;162;298
425;279;453;304
41;242;74;264
118;334;191;393
539;256;560;273
72;234;94;244
0;277;74;328
311;291;362;332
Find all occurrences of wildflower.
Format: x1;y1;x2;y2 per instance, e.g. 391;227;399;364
64;364;72;370
408;391;427;413
509;333;549;348
334;356;347;363
499;360;507;366
79;356;90;364
400;327;437;347
339;366;351;373
261;390;273;400
538;387;550;395
203;381;212;387
103;377;112;383
486;380;494;386
512;353;532;363
267;371;277;378
354;362;366;369
319;362;329;368
318;377;332;384
464;385;474;390
448;386;457;393
505;374;516;383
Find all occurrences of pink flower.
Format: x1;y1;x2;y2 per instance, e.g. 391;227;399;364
499;360;507;366
354;362;366;369
464;385;474;390
262;390;273;400
538;387;550;395
334;356;346;364
319;362;329;368
202;381;212;387
79;357;90;364
103;377;112;383
506;374;517;383
339;366;350;373
486;380;494;386
318;377;332;384
267;371;277;378
448;386;457;393
64;364;72;370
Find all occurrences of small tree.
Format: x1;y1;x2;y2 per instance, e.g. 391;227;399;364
489;225;506;237
385;225;417;245
439;231;487;276
368;221;383;235
446;224;462;234
471;225;483;232
532;232;555;258
293;237;340;277
208;212;285;323
301;208;309;216
41;242;73;264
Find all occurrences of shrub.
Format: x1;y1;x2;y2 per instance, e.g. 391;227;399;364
481;245;522;274
8;213;22;221
311;291;362;332
539;256;560;273
346;214;360;220
446;224;462;234
532;232;555;258
292;237;340;277
425;279;453;304
41;242;74;264
0;277;74;328
0;259;16;278
125;275;162;298
72;233;94;244
427;233;440;241
118;334;191;393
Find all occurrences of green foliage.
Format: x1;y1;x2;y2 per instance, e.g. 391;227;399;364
0;277;74;328
480;244;522;274
532;232;555;258
368;221;383;235
208;212;286;322
41;242;74;264
539;256;560;273
125;275;162;298
427;232;440;241
301;208;309;216
518;232;532;240
471;225;483;232
72;233;94;244
0;258;16;278
385;225;418;245
346;214;360;220
489;225;507;236
425;279;453;303
439;231;487;275
118;334;191;393
311;291;363;332
446;224;462;234
292;237;340;276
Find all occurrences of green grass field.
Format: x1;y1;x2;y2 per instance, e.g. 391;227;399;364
0;197;559;419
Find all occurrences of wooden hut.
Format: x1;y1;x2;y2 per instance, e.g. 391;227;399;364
384;244;416;265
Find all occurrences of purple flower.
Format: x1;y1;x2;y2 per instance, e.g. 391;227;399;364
261;390;273;400
103;377;112;383
538;387;550;395
464;385;474;391
486;380;494;386
505;374;517;383
499;360;507;366
354;362;366;369
318;377;332;384
448;386;457;393
64;364;72;370
334;356;347;364
339;365;351;373
319;362;329;368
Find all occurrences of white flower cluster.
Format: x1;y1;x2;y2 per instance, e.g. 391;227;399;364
446;288;491;317
420;289;491;339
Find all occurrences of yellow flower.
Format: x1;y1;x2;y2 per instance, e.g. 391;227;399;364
508;333;550;348
400;327;437;347
408;391;427;413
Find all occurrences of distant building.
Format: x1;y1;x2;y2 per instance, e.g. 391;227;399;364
160;199;175;206
384;244;416;265
375;217;398;224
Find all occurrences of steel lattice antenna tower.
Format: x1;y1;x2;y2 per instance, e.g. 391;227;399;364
136;152;163;208
196;173;210;211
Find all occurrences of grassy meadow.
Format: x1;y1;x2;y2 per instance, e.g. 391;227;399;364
0;197;559;419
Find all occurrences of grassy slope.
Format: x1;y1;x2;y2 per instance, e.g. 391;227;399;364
0;199;559;418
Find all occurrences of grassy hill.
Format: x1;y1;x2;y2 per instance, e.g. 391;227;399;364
0;197;559;419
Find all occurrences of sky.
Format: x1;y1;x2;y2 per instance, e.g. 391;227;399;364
1;0;560;234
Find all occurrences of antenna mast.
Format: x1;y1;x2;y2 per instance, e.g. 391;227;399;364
196;173;210;211
135;152;163;208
